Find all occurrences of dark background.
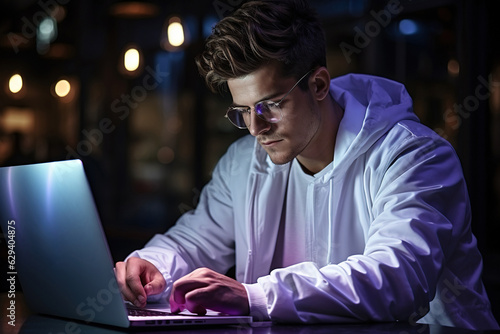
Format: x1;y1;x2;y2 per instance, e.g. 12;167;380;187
0;0;499;324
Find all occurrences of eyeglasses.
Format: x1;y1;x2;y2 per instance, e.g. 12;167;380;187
225;70;312;129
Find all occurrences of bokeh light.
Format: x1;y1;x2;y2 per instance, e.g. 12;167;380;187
8;74;23;94
55;79;71;97
124;48;140;72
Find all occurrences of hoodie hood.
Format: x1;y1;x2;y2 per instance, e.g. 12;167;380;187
330;74;419;172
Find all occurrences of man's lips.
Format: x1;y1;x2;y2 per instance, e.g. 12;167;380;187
260;139;282;146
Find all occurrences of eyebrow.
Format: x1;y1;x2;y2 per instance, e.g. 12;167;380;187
230;91;285;108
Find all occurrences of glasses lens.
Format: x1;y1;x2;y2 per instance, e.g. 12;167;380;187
226;108;248;128
255;101;282;123
226;102;282;129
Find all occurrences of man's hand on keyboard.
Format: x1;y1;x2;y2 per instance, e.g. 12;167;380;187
169;267;249;316
115;257;166;308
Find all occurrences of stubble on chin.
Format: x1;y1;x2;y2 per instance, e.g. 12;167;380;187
263;147;296;166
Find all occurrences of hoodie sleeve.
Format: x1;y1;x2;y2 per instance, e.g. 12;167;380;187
244;124;489;326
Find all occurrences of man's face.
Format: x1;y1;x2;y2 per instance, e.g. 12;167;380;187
227;63;322;166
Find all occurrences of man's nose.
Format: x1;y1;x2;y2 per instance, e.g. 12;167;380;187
247;111;271;136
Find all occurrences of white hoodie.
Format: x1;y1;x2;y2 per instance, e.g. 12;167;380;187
128;74;499;329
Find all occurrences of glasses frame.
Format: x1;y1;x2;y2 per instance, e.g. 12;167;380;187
225;70;312;129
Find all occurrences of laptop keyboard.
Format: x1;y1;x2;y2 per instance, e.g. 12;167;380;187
127;307;171;317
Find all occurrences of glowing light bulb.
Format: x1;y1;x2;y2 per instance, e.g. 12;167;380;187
124;48;140;72
9;74;23;94
55;79;71;97
168;21;184;47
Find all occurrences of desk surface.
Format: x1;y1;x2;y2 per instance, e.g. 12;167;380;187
3;293;500;334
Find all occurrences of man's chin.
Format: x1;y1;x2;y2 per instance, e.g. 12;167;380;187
266;151;294;166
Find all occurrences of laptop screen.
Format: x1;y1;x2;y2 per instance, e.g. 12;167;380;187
0;160;130;327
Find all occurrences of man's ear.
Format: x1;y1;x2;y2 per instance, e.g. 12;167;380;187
310;67;331;101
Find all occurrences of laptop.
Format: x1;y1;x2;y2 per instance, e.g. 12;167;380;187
0;159;253;328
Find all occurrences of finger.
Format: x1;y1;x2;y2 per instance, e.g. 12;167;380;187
125;260;149;307
186;302;207;316
170;288;207;315
172;279;209;305
143;270;166;296
114;267;125;300
169;293;184;313
185;289;208;315
115;261;139;305
184;279;249;316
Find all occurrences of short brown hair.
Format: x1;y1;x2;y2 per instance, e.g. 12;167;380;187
195;0;326;93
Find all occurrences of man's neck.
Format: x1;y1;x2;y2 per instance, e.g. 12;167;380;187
297;96;344;175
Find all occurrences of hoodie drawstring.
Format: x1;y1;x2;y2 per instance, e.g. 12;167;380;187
327;178;334;264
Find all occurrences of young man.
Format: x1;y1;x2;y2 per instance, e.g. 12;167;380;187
115;0;499;329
